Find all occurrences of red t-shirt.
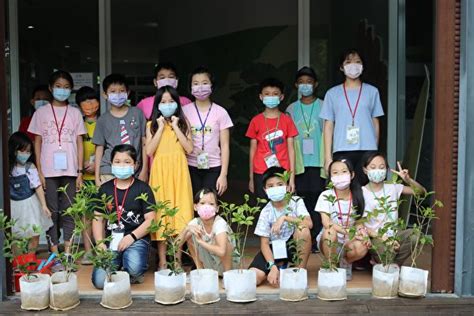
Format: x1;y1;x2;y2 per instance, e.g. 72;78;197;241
18;116;35;141
246;112;298;174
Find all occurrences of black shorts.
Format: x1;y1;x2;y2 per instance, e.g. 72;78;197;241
248;238;295;275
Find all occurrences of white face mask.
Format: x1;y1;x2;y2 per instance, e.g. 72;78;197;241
343;63;363;79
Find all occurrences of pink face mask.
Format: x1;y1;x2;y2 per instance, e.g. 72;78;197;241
197;204;216;220
331;174;351;190
157;78;178;89
191;84;212;100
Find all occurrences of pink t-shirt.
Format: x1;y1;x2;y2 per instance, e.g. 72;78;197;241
137;95;192;120
28;104;86;178
182;103;233;168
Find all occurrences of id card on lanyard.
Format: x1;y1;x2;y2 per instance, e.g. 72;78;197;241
334;189;352;234
194;103;212;169
343;84;363;145
110;179;134;251
271;206;288;259
264;114;281;169
51;105;69;171
299;100;316;155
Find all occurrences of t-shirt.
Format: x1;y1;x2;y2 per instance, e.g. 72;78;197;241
319;83;384;152
287;99;323;167
254;197;309;242
315;189;357;240
246;112;299;174
11;165;41;189
96;179;155;238
28;104;86;178
362;183;404;233
92;107;146;175
83;120;96;181
137;95;192;120
188;215;230;240
18;116;35;141
182;103;234;168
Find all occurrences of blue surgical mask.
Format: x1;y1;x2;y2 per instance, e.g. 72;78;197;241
108;92;128;107
263;96;280;108
298;84;314;97
16;152;31;165
111;165;134;179
265;185;287;202
34;100;49;110
52;88;71;102
159;102;178;118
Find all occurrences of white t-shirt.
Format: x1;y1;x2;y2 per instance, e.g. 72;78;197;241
362;183;404;232
315;189;356;240
254;196;309;242
188;215;230;241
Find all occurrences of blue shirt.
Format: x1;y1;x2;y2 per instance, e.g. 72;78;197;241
287;98;323;167
319;83;384;152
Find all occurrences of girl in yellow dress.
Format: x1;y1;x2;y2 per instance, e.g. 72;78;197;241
145;86;194;270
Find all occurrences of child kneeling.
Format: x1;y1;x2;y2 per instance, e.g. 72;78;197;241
249;167;313;287
179;188;236;275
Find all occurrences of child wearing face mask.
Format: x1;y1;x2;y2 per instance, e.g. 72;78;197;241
315;158;369;280
246;78;298;198
18;85;53;142
249;167;312;287
8;132;53;254
137;62;192;120
145;86;194;270
320;49;385;185
182;66;233;197
362;152;426;266
91;144;155;289
93;74;148;186
178;188;235;275
28;70;86;271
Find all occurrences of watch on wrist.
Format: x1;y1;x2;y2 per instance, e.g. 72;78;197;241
266;261;275;270
77;169;83;174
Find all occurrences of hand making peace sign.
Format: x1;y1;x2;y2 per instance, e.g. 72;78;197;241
391;161;411;183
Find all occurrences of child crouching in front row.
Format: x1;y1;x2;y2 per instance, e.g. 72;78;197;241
249;167;313;287
179;188;236;275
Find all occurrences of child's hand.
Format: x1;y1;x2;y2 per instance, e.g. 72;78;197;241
157;116;166;130
267;266;280;287
271;216;286;235
76;174;83;191
289;175;296;193
84;162;94;174
187;224;203;237
170;116;179;128
39;172;46;190
118;234;134;252
248;178;254;193
391;161;411;183
216;175;227;196
42;206;52;218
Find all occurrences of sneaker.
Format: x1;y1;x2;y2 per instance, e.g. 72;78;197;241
339;257;352;281
81;251;93;265
131;274;145;284
50;259;65;273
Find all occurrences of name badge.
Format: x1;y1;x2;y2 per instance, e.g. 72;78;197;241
302;138;314;155
272;239;288;260
53;150;68;171
264;153;280;169
197;152;210;169
110;231;124;251
346;125;360;144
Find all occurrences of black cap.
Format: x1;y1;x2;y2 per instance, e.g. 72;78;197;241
295;66;318;82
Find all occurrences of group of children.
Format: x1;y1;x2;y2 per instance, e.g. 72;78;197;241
8;48;426;288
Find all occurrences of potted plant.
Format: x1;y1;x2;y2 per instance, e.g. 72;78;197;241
279;215;309;301
137;191;187;305
47;183;101;311
221;194;263;303
398;190;441;297
363;194;404;299
1;213;50;311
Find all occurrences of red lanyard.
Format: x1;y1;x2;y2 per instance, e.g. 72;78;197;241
51;104;68;148
113;178;134;223
343;83;363;126
334;190;352;228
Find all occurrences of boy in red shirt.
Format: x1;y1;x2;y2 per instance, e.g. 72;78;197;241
246;78;298;198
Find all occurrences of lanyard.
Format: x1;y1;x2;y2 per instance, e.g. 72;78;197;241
334;189;352;228
264;114;281;154
368;183;392;229
342;83;363;126
299;100;316;138
113;178;134;224
51;104;68;148
194;103;213;151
